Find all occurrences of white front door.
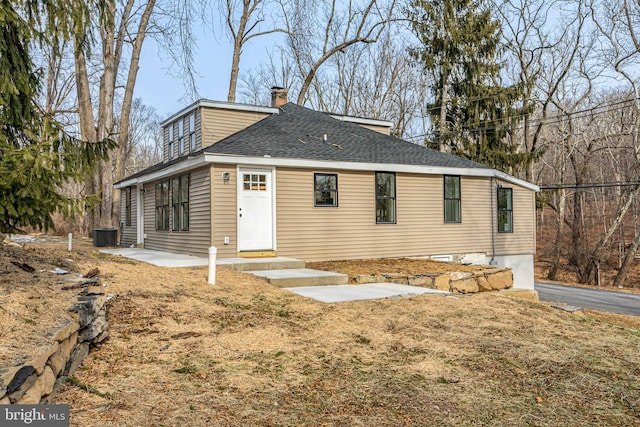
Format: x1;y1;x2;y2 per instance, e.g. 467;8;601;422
237;168;274;251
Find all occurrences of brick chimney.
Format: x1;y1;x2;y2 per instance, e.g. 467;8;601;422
271;86;288;107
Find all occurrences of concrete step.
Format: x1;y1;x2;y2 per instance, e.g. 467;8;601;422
217;257;305;272
250;268;349;288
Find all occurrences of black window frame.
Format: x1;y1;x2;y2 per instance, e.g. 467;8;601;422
314;173;338;207
180;174;190;230
155;180;170;231
444;175;461;223
124;187;132;227
171;176;180;231
168;126;174;159
375;172;396;224
178;119;184;156
189;113;196;152
170;174;190;231
497;187;513;233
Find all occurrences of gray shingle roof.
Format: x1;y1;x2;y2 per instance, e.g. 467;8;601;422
205;103;490;169
117;102;492;185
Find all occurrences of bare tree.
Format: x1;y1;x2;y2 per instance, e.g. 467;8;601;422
277;0;397;105
590;0;640;286
209;0;285;102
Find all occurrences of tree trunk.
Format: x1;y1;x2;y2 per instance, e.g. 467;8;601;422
438;69;449;153
112;0;156;227
614;230;640;288
547;189;566;280
228;37;243;103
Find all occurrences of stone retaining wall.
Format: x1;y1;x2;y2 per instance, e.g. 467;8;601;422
354;267;513;293
0;287;110;405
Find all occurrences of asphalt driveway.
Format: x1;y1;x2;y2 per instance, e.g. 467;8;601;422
535;282;640;316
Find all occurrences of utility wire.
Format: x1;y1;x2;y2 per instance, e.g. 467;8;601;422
406;98;637;141
539;181;640;190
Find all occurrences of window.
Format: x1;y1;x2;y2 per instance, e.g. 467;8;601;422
171;174;190;231
189;113;196;151
243;173;267;191
124;187;132;226
376;172;396;224
172;177;180;231
155;180;169;231
168;126;174;159
444;175;461;223
178;120;184;155
497;187;513;233
180;175;189;230
314;173;338;207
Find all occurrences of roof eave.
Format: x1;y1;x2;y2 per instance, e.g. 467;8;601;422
203;153;539;191
160;100;279;127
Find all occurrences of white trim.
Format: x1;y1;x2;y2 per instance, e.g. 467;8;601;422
114;156;207;189
236;166;276;251
136;184;144;245
330;114;393;128
117;153;539;192
205;154;540;191
160;100;279;126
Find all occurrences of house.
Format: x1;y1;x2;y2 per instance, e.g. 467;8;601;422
115;88;539;289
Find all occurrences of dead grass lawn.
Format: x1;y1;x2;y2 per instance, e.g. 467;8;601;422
2;239;639;426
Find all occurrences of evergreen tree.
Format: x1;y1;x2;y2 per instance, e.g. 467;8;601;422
408;0;534;172
0;0;115;233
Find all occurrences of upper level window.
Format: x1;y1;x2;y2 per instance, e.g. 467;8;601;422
168;126;174;159
178;120;184;155
376;172;396;224
189;113;196;151
314;173;338;207
444;175;461;223
497;187;513;233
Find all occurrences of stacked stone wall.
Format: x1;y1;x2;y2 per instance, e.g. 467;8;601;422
0;288;110;405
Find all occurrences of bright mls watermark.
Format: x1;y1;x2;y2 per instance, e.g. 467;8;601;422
1;405;69;426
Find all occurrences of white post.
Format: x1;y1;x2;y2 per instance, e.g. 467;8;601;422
208;246;217;285
68;233;73;252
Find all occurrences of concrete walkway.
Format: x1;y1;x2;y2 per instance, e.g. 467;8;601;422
99;248;450;302
99;248;209;267
285;283;450;303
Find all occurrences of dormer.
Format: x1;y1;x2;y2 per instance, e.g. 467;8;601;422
160;88;394;162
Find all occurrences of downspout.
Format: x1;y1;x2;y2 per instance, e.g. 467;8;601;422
490;177;496;265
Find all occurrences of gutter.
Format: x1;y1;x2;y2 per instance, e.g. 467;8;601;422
115;152;539;193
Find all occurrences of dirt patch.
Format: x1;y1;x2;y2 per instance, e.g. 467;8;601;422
2;239;639;426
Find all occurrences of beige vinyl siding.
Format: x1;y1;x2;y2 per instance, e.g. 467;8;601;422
143;166;211;257
211;164;238;258
200;108;270;148
120;187;137;247
493;180;536;255
275;168;534;262
357;123;390;135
